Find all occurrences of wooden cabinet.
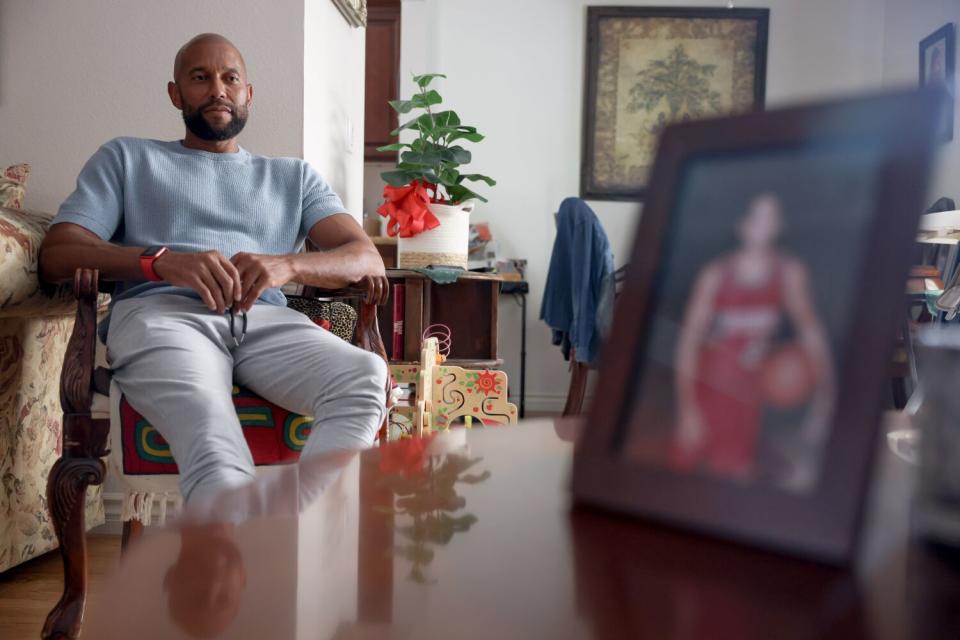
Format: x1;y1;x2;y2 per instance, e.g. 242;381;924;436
377;270;504;366
364;1;401;161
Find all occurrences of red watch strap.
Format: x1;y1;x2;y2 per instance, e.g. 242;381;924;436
140;247;168;282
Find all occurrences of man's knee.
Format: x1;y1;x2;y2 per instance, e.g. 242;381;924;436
365;352;389;388
302;349;387;456
332;348;387;421
347;349;388;392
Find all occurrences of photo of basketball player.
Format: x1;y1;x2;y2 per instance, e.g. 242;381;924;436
671;193;835;490
926;44;946;85
619;140;885;495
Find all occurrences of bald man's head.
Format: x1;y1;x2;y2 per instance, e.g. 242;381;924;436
167;33;253;144
173;33;246;81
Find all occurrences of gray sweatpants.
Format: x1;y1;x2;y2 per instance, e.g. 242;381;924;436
106;294;388;503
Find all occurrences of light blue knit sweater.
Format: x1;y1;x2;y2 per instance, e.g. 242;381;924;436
52;137;346;337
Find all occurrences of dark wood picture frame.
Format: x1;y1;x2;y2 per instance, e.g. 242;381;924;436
572;90;941;565
580;6;769;202
919;22;955;142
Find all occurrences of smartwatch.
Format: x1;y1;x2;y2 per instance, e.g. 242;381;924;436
139;245;169;282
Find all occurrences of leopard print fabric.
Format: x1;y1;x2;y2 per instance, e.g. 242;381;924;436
285;296;358;342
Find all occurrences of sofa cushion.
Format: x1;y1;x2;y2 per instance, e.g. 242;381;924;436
0;164;30;209
0;206;108;318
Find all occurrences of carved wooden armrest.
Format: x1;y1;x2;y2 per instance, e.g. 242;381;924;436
60;268;109;459
306;285;368;298
356;299;388;363
42;267;110;640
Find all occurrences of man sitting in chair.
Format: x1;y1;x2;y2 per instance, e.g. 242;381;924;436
38;33;389;505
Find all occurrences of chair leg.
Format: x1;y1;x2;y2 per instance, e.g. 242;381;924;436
41;457;105;640
562;362;589;417
121;520;145;554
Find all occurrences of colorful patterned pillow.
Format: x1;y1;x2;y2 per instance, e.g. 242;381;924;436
0;164;31;209
119;386;313;475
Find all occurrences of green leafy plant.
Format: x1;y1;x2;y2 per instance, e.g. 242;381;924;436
378;73;496;204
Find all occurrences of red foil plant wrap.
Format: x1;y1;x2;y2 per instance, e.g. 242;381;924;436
376;180;441;238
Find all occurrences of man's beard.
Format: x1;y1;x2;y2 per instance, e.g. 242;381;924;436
180;93;249;141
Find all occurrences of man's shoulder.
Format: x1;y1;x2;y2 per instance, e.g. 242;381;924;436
247;151;306;170
100;136;168;149
246;152;319;183
97;136;174;159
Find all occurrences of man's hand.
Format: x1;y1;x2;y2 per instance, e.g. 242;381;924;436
230;252;296;312
357;274;390;305
304;214;390;302
154;250;242;313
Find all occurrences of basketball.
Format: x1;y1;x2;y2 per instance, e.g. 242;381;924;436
760;344;817;408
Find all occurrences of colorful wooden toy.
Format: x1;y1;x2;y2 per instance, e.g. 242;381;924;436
388;337;517;438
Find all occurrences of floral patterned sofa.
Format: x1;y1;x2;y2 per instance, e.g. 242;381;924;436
0;204;105;573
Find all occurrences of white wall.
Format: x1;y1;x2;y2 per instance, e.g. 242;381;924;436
881;0;960;202
363;160;392;219
0;0;365;221
398;0;889;410
0;0;304;214
304;0;367;219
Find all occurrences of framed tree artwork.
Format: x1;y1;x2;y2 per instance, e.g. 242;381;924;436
581;7;769;201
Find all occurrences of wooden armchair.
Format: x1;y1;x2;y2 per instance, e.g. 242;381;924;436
42;268;388;640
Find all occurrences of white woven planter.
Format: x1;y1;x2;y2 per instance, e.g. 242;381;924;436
397;201;474;269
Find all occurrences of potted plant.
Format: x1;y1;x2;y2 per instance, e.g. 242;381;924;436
376;73;495;269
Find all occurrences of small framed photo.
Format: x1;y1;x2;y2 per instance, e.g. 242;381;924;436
919;23;955;141
331;0;367;28
572;90;942;564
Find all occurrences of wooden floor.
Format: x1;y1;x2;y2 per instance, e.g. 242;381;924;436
0;535;120;640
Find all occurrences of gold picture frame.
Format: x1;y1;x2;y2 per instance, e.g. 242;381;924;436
581;7;769;201
331;0;368;28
